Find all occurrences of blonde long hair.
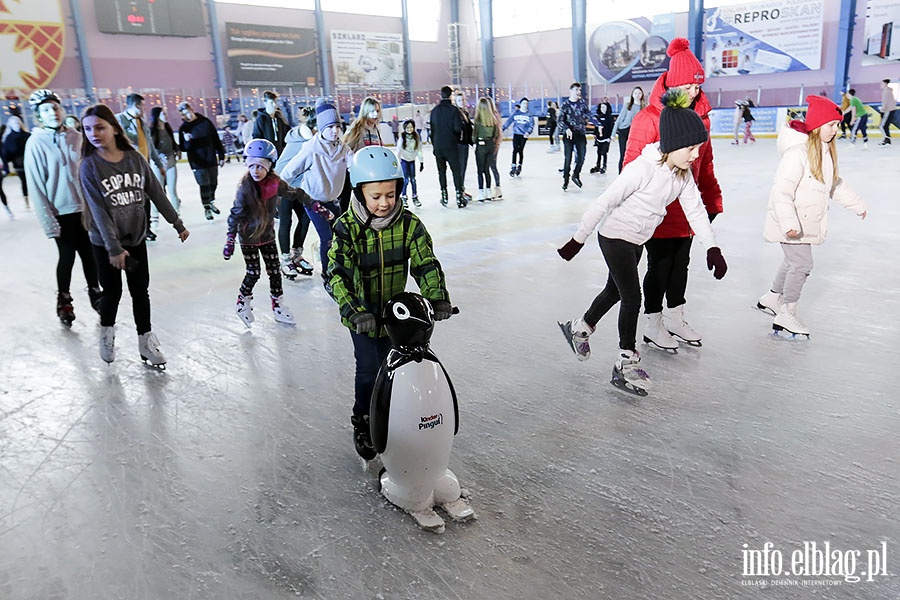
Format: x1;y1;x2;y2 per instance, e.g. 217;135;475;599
343;96;382;151
474;97;496;127
806;126;839;185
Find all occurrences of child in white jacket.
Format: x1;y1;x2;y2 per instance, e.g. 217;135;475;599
757;95;867;338
556;89;727;396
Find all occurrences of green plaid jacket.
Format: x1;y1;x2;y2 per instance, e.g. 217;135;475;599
327;208;450;337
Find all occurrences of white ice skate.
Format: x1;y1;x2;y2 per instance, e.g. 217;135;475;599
643;312;679;353
492;186;503;201
281;254;299;280
771;302;810;340
99;325;115;364
271;295;295;325
756;290;783;316
236;293;254;328
138;332;166;369
558;317;593;361
664;305;702;347
610;349;651;397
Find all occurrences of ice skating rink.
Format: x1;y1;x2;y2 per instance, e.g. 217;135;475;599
1;137;898;599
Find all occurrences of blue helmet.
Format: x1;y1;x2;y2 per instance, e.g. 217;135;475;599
349;147;403;188
243;138;278;163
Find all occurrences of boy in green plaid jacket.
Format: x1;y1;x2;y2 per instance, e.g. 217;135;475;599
327;147;453;460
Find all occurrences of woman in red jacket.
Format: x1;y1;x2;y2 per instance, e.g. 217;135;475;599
622;38;723;351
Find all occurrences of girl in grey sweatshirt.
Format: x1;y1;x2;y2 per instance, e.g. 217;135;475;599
79;104;189;368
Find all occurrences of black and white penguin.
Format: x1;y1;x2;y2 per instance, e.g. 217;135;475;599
370;292;475;533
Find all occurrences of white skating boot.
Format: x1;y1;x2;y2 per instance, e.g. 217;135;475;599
492;186;503;201
290;248;314;275
664;304;702;346
557;317;593;361
756;290;783;316
271;294;295;325
138;331;166;369
643;312;679;352
772;302;810;339
99;325;115;364
611;349;651;396
236;293;254;328
281;254;299;280
476;188;486;202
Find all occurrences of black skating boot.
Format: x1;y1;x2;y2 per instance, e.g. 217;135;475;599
440;189;449;207
57;291;75;326
351;414;376;460
411;195;421;207
562;174;569;191
509;164;517;177
456;190;468;208
87;286;103;314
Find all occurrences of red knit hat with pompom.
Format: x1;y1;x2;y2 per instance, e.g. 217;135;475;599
665;38;705;87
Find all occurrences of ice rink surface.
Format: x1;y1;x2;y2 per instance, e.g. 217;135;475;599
1;136;898;599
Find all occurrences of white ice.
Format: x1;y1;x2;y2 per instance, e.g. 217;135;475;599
1;137;898;599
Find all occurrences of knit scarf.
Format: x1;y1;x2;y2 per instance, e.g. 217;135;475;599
350;193;401;232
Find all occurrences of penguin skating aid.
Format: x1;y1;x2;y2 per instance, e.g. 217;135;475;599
369;293;476;533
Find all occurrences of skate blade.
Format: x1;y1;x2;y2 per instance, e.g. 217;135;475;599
770;329;809;341
141;358;167;371
409;508;446;533
642;336;678;354
610;378;649;397
755;303;777;316
669;333;702;347
439;498;477;522
274;317;296;326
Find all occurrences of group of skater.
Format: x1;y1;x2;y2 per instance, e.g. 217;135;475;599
13;33;878;450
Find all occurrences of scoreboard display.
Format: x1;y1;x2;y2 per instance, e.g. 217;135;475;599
95;0;206;37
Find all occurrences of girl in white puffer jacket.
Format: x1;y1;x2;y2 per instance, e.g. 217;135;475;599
758;95;867;338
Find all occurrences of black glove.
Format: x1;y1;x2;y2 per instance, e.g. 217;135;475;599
708;212;718;223
419;162;424;172
350;312;377;334
706;247;727;280
432;300;452;321
223;233;235;260
557;238;584;261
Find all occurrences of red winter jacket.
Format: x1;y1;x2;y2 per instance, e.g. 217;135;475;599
623;73;723;238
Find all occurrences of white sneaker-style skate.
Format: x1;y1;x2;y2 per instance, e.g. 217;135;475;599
138;331;166;369
99;325;115;364
271;295;295;325
664;305;702;346
558;317;593;361
643;312;679;352
492;186;503;201
756;290;783;316
236;293;254;328
611;349;651;396
772;302;810;339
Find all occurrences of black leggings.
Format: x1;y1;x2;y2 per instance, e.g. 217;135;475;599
511;134;527;166
278;195;310;255
92;241;151;335
583;235;644;352
54;212;100;293
617;127;630;173
643;236;692;314
0;173;7;207
11;160;27;197
475;143;493;189
240;241;282;297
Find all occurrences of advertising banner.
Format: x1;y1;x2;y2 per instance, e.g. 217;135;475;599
863;0;900;64
703;1;823;77
331;30;405;88
226;22;317;87
587;14;675;84
708;106;782;135
0;0;65;90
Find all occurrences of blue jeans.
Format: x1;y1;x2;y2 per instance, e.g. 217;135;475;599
349;331;392;416
304;199;339;271
400;159;418;198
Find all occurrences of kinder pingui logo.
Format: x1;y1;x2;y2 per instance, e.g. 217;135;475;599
0;0;65;90
418;413;443;431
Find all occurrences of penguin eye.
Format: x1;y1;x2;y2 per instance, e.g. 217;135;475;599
392;303;410;320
